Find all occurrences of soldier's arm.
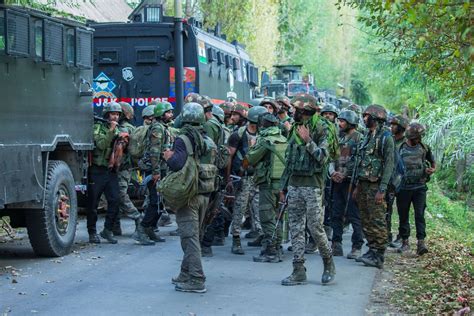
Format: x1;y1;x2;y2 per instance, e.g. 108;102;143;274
94;123;116;150
380;135;395;192
305;123;329;164
149;124;164;176
245;139;268;166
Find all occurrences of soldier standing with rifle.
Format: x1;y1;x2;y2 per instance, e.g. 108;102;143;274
329;110;364;259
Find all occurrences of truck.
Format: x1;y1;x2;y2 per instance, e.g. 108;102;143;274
261;64;317;99
0;4;94;256
91;2;259;124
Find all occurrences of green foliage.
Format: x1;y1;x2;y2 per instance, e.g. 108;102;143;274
350;76;371;105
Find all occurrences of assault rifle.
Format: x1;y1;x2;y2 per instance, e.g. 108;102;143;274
272;194;289;241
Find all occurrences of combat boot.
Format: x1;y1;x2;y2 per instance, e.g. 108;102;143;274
201;245;213;257
112;219;122;236
253;246;279;263
175;278;207;293
360;250;384;269
247;235;263;247
88;233;101;244
355;249;374;262
321;256;336;284
100;228;118;244
331;241;343;256
244;230;260;239
347;247;361;260
171;271;190;285
212;234;225;246
144;226;166;242
416;240;429;256
157;212;172;227
281;262;307;286
135;224;155;246
389;235;402;248
231;236;245;255
398;239;410;253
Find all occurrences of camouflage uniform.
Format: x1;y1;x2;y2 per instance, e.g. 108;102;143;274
231;177;260;236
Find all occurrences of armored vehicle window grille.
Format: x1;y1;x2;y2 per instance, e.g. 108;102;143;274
98;49;118;64
136;47;157;64
216;51;223;65
207;47;216;62
6;10;29;57
0;11;5;52
66;28;75;65
232;57;240;71
76;29;92;68
44;20;63;64
33;20;43;58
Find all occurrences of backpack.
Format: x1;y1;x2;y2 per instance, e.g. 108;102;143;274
196;135;219;194
379;130;406;193
157;135;199;211
128;125;150;164
262;137;288;180
310;115;339;161
208;119;230;170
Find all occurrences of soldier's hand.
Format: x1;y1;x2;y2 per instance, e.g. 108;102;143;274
283;121;292;131
152;174;160;184
426;167;436;175
331;172;344;183
163;149;174;161
109;121;118;131
375;191;385;205
297;125;311;143
249;138;256;147
279;191;286;203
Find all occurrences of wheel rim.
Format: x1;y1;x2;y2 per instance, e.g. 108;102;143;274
55;185;70;236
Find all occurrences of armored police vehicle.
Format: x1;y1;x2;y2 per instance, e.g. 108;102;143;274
92;3;259;123
261;64;317;98
0;4;94;256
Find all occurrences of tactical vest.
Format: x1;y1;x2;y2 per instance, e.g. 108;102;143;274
357;128;388;182
286;123;323;176
253;132;288;185
231;126;255;176
182;134;218;194
92;122;118;167
336;131;362;178
399;142;428;185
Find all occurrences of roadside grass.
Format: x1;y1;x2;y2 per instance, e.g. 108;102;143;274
387;180;474;314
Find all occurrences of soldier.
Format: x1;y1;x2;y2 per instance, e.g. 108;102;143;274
246;111;287;263
228;106;266;255
321;104;339;124
140;101;175;243
276;96;293;133
387;114;409;247
111;102;154;245
280;93;336;286
353;104;394;269
87;102;122;244
330;110;364;258
142;104;156;126
260;97;278;115
396;122;435;255
231;104;249;129
166;102;215;293
220;101;236;134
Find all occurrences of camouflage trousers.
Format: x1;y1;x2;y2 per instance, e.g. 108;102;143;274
175;194;209;281
259;184;283;250
287;186;332;262
118;169;141;220
356;181;387;252
231;177;261;237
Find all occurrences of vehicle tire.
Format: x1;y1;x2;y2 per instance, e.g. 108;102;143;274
26;160;78;257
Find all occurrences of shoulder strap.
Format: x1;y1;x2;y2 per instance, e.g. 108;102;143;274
262;140;285;164
179;135;194;156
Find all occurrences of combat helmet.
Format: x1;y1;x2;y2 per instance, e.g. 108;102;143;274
184;92;213;110
348;103;362;115
212;105;225;122
154;101;173;117
220;101;236;115
321;104;339;117
119;102;134;120
259;98;279;113
233;104;248;118
247;106;268;124
258;112;278;126
390;114;410;130
102;101;122;117
405;122;426;139
291;93;320;112
182;102;205;124
276;96;291;111
363;104;387;122
338;110;359;126
141;105;156;118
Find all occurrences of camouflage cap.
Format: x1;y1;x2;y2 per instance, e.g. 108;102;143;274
184;92;213;110
102;101;122;117
405;122;426;139
291;93;320;112
363;104;387;122
220;101;236;115
182;102;205;124
338;110;359;126
390;114;410;129
119;102;134;120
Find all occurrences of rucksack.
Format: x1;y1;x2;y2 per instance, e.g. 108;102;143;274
157;135;199;210
128;125;150;163
208;119;230;170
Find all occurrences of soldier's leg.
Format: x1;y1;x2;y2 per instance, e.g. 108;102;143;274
118;169;140;220
231;178;251;237
305;187;332;259
330;182;346;246
412;187;427;241
287;186;306;263
141;179;160;229
385;191;395;242
257;186;277;252
101;171;120;244
87;167;108;235
250;185;263;235
367;183;388;252
348;195;364;250
357;182;376;249
396;189;413;241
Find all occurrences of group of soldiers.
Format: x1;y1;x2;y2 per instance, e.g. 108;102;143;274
87;92;435;293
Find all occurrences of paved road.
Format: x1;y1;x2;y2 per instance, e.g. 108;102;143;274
1;217;377;315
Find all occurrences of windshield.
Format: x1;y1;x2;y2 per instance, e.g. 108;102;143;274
288;83;309;96
263;84;285;98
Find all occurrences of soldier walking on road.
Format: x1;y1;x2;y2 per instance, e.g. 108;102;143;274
353;104;394;269
87;102;122;244
280;94;336;286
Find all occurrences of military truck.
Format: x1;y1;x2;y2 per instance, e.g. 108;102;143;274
261;64;317;98
0;4;94;256
91;2;259;124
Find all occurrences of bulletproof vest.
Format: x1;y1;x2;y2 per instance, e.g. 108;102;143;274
336;131;361;177
196;135;218;194
92;122;118;168
400;142;427;185
285;123;323;176
357;128;387;182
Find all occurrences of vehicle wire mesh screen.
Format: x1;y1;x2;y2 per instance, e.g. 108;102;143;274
76;29;92;68
44;20;63;64
6;10;29;57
